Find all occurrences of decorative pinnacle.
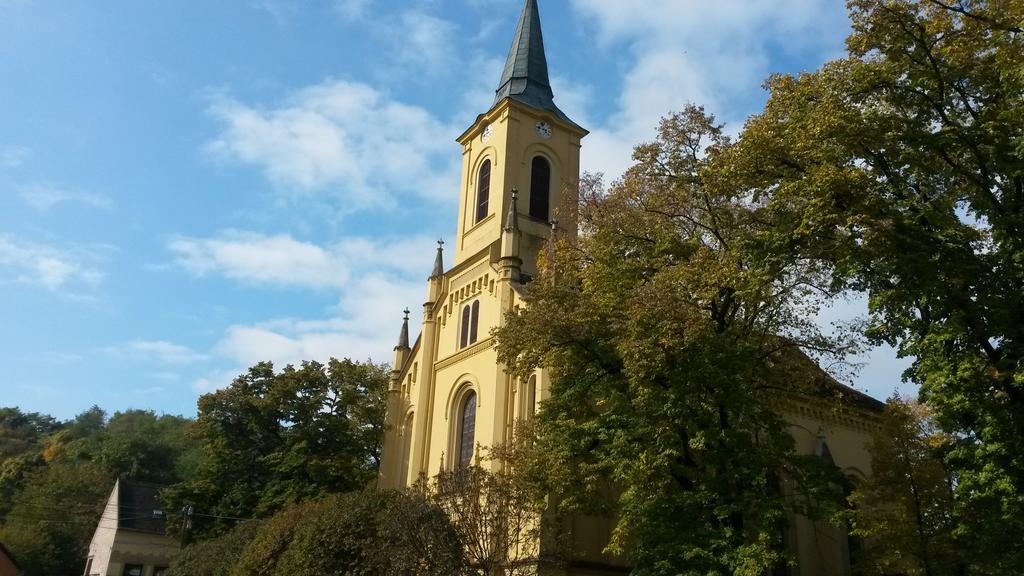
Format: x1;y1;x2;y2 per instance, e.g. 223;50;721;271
505;189;520;233
396;309;411;350
430;239;445;279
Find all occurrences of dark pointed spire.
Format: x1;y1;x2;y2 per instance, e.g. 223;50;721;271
493;0;584;133
495;0;551;104
505;189;520;232
395;308;411;350
430;239;445;279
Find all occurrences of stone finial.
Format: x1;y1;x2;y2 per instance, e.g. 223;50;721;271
396;308;411;351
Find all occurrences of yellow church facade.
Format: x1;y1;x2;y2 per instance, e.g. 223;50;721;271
379;2;885;574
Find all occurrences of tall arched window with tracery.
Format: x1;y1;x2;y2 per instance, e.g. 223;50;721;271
476;159;491;223
400;412;414;487
460;300;480;349
529;156;551;221
458;391;477;468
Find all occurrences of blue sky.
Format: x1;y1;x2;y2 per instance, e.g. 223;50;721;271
0;0;912;420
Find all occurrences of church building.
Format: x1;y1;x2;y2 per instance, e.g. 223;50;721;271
378;1;884;574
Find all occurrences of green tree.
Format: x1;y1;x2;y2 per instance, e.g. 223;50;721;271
849;398;960;576
0;405;196;573
164;359;389;534
167;520;262;576
0;407;57;516
200;491;466;576
495;107;850;575
0;407;59;458
99;410;199;484
728;0;1024;568
0;460;112;576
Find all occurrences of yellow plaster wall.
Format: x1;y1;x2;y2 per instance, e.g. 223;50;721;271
784;403;879;576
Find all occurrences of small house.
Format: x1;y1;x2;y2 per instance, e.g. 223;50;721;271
84;480;179;576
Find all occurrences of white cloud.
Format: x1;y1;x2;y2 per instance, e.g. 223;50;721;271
216;272;423;369
18;183;113;212
170;231;351;289
168;230;439;392
0;235;104;291
567;0;850;180
205;80;460;209
0;145;30;168
169;230;436;290
389;11;458;74
335;0;372;22
255;0;300;24
107;340;209;364
193;367;248;394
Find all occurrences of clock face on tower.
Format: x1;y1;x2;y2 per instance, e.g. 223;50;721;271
535;121;552;139
482;124;493;142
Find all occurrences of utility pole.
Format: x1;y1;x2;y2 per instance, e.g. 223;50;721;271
179;505;193;549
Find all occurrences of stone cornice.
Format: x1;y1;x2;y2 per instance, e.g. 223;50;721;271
434;337;495;372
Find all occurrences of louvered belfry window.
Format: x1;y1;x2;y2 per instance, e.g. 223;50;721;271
477;160;491;223
529;156;550;221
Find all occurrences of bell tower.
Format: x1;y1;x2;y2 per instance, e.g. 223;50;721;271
379;0;587;494
452;0;587;274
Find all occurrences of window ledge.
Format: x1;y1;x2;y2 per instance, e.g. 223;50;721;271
464;213;496;235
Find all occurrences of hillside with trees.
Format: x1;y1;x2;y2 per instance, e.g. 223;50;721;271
0;407;198;575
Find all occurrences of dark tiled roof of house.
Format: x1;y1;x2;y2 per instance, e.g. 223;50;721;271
117;480;169;535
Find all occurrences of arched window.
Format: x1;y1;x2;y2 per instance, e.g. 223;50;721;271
460;306;471;348
400;412;414;487
458;391;477;467
460;300;480;349
520;375;537;421
529;156;551;221
470;300;480;344
476;160;491;223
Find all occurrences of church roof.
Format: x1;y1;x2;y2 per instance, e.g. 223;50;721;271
494;0;584;133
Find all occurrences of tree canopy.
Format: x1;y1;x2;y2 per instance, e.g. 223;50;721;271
849;397;960;576
163;359;389;536
0;406;199;575
168;490;465;576
727;0;1024;568
496;106;850;575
